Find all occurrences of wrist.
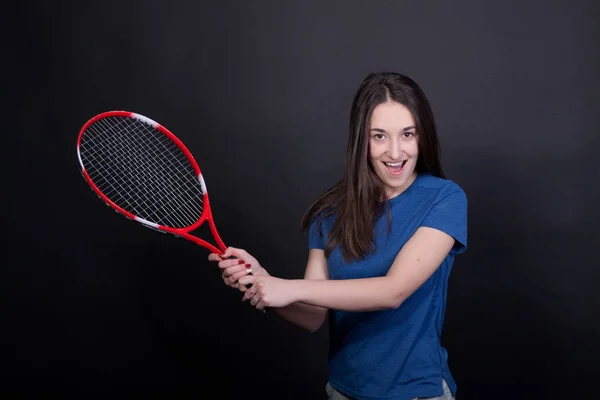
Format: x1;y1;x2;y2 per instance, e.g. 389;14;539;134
288;279;305;303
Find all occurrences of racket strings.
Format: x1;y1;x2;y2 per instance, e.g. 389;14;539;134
84;119;159;214
90;118;202;224
79;116;204;228
81;119;201;228
86;136;196;228
84;117;203;226
81;118;202;227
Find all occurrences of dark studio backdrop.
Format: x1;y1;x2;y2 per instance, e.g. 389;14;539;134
4;0;599;398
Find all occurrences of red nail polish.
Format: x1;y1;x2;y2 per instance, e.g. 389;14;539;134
238;260;245;265
245;264;251;269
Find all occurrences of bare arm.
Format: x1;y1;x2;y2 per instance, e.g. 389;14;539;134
289;227;455;311
271;249;328;332
239;227;457;312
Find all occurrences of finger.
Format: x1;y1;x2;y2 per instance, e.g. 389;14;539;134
256;298;267;311
221;247;254;263
223;267;250;286
220;246;242;260
218;258;247;270
219;247;232;259
238;275;256;287
208;253;221;262
248;289;261;306
226;269;251;285
223;265;248;278
243;285;258;301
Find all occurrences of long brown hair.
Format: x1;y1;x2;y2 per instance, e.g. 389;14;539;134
300;72;445;263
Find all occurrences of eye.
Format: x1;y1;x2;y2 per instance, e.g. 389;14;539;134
403;131;415;138
372;133;385;140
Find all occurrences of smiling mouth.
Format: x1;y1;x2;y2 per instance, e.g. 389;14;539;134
383;160;406;175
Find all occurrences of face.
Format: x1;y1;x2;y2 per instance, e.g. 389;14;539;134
368;101;419;199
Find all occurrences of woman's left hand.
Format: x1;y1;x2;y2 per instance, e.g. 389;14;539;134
237;275;296;310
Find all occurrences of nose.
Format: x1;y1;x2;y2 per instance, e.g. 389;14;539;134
387;136;402;160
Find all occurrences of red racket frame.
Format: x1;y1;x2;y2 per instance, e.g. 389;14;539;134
76;110;226;255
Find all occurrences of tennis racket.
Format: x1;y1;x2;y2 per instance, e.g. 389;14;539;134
76;110;251;277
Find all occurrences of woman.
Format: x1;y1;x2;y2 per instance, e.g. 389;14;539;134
209;72;467;400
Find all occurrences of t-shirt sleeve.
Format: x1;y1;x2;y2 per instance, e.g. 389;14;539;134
308;217;326;250
420;185;468;255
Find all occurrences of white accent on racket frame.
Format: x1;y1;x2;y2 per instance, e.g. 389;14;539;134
132;113;158;128
76;146;83;168
134;216;162;230
198;174;206;194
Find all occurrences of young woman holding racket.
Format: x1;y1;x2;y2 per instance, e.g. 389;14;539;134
209;72;467;400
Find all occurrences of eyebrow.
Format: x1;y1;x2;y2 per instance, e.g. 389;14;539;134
370;126;416;133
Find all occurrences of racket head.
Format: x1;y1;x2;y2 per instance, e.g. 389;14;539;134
76;110;213;238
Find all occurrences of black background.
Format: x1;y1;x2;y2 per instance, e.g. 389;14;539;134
4;1;599;398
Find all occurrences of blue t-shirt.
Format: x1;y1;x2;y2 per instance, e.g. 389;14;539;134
308;173;467;400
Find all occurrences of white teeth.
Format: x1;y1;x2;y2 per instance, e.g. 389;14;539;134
385;161;405;167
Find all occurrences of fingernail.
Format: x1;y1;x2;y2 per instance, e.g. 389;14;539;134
238;260;245;265
245;263;251;269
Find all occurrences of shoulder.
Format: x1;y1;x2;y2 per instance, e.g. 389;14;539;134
306;209;337;249
307;207;336;236
400;174;467;223
308;210;335;231
411;173;467;204
412;174;468;253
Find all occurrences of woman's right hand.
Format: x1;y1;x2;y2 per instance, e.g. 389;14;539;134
208;246;269;291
